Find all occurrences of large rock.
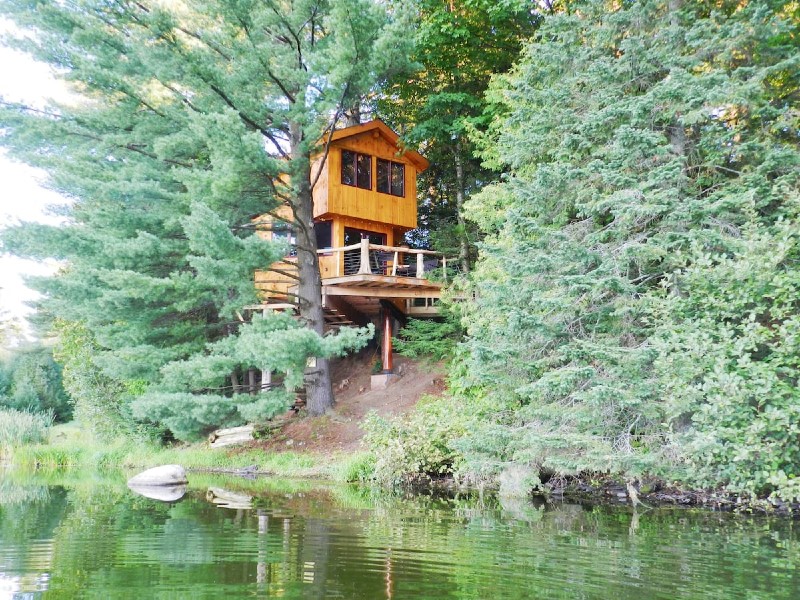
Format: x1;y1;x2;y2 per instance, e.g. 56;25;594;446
127;464;188;487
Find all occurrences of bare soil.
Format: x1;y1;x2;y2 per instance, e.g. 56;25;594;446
249;352;446;454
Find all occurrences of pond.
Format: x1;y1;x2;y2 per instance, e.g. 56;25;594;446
0;471;798;599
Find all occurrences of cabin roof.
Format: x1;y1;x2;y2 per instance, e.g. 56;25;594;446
327;119;430;172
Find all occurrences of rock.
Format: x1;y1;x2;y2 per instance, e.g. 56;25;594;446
127;464;188;487
128;483;187;502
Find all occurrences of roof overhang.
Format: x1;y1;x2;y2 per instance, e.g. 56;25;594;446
324;119;429;172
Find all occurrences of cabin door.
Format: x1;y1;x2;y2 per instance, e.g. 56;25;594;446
343;228;386;275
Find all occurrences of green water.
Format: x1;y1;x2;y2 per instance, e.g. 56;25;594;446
0;473;797;599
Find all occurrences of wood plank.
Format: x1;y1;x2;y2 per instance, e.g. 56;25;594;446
321;286;443;299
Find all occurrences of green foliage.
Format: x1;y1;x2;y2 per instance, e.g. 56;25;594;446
0;0;402;433
652;214;800;500
333;452;378;483
0;344;72;422
362;395;470;485
394;316;462;362
380;0;540;262
133;313;373;440
0;408;53;449
452;0;800;495
52;320;140;442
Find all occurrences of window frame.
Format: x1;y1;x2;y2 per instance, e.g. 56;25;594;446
376;158;405;197
341;149;372;190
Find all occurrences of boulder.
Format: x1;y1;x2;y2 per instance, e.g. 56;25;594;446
127;464;188;487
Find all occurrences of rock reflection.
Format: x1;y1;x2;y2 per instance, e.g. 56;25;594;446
127;483;187;502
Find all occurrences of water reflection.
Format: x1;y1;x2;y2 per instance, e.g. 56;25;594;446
0;472;798;598
127;483;187;502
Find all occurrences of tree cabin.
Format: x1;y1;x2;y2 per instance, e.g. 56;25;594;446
254;120;448;382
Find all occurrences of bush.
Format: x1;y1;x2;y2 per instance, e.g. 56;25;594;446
362;395;469;485
0;408;53;448
653;221;800;501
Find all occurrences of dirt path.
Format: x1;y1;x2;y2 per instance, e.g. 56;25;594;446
250;354;446;454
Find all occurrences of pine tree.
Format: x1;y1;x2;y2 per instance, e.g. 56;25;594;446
458;0;800;492
0;0;398;437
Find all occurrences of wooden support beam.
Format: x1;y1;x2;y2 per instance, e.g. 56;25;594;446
321;286;442;299
382;308;393;373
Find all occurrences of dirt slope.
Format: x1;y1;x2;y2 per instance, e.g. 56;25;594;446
251;353;446;454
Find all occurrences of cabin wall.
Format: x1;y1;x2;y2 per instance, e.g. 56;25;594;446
314;133;418;229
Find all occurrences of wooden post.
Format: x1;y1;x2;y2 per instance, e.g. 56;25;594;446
416;252;425;278
261;368;272;391
248;368;258;395
442;256;447;283
382;309;393;373
336;248;341;276
358;237;371;274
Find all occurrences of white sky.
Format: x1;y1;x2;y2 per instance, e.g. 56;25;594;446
0;20;72;337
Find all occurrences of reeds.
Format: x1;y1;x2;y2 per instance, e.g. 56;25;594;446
0;408;53;450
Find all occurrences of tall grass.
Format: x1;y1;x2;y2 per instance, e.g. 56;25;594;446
0;408;53;449
6;420;338;477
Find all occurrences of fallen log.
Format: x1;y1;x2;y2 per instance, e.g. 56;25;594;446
208;424;254;448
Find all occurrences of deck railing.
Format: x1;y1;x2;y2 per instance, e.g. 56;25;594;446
319;238;456;282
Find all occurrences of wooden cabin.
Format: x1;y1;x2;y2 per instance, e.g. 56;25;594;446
254;120;448;384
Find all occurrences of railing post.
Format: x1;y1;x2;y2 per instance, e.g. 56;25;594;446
416;252;425;278
336;248;341;276
358;237;371;274
391;251;398;276
442;256;447;283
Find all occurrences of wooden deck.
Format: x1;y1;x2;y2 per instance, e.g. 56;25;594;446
256;239;451;320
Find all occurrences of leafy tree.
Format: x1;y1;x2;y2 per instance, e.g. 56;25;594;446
379;0;540;268
0;343;72;422
456;0;800;494
0;0;403;438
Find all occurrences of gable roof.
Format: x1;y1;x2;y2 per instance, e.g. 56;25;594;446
327;119;429;172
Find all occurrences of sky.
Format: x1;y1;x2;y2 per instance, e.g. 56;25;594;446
0;20;72;337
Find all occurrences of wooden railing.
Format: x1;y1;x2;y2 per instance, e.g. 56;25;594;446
318;239;454;281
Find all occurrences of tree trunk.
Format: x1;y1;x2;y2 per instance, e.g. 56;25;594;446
230;370;241;394
248;368;258;395
289;121;334;415
453;140;470;274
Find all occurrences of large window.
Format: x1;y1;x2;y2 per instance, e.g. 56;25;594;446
341;150;372;190
377;158;405;197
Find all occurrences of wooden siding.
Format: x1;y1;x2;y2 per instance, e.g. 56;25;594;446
313;132;418;229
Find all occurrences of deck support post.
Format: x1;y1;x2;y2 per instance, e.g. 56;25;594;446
358;237;371;274
382;308;393;373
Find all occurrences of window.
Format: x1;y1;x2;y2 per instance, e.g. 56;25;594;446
314;221;332;249
377;158;405;197
341;150;372;190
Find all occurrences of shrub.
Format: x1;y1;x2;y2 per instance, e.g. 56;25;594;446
362;395;469;485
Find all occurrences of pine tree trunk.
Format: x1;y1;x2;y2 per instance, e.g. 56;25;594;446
454;141;470;274
289;122;334;415
248;368;257;395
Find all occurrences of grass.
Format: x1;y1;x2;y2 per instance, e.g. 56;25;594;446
4;420;360;480
0;408;53;450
